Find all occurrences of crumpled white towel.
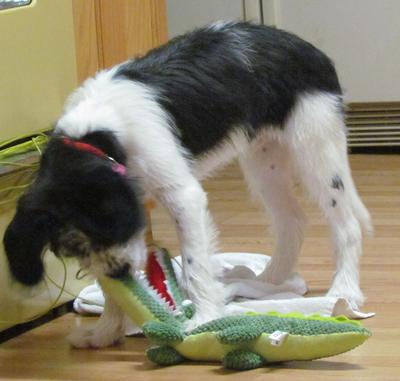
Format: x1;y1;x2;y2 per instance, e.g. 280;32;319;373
73;252;374;335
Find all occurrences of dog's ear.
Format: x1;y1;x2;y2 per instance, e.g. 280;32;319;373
70;166;146;248
3;206;56;285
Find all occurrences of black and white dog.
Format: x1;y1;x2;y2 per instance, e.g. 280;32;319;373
4;22;371;348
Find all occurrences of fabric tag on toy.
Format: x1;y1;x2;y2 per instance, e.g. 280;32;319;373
269;330;289;346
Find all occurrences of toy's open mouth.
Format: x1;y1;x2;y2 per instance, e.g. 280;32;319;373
136;246;194;319
146;248;176;309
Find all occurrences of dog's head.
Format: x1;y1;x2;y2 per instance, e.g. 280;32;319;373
3;131;145;285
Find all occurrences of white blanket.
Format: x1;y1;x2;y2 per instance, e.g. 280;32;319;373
73;253;374;335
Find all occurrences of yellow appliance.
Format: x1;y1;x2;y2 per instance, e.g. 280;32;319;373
0;0;90;332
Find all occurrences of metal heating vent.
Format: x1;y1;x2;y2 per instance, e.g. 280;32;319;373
346;103;400;147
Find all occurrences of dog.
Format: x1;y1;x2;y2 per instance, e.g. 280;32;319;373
4;21;372;348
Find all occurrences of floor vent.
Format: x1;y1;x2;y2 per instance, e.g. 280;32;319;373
346;102;400;147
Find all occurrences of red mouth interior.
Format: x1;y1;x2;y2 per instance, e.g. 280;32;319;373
146;250;176;309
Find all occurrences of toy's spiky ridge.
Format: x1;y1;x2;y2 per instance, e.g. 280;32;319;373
99;247;371;370
189;314;369;337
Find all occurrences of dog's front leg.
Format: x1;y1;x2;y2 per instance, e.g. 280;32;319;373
159;179;227;326
67;235;147;348
68;295;125;348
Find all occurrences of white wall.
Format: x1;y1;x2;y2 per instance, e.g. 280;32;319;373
167;0;244;38
166;0;400;102
266;0;400;102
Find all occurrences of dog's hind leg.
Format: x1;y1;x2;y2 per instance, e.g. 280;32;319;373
284;92;372;309
239;136;307;284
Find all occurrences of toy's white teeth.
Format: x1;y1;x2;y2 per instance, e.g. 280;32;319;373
135;260;182;315
152;250;186;311
137;271;146;281
136;276;169;307
145;282;176;312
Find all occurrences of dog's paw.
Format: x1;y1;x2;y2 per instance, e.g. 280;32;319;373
67;326;124;349
326;285;365;311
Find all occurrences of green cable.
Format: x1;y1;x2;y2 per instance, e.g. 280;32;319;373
0;130;49;150
0;254;67;325
0;255;104;325
0;133;48;208
0;161;37;168
0;183;32;193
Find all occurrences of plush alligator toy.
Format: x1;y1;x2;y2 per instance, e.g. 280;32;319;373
98;247;371;370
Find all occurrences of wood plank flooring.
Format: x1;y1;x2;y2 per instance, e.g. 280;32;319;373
1;154;399;380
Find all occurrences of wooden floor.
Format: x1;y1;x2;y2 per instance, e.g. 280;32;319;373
1;154;399;380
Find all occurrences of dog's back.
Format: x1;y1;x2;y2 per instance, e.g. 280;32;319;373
115;21;342;155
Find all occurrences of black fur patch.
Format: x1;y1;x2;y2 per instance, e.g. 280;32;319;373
80;130;128;165
3;132;145;285
332;199;337;207
107;262;131;279
331;175;345;191
115;22;342;156
3;209;57;285
50;227;91;259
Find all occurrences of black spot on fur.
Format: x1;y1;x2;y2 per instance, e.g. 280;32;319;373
331;175;344;191
187;257;193;265
332;199;337;207
115;22;342;156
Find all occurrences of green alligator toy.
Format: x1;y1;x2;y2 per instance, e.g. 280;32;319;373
98;247;371;370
